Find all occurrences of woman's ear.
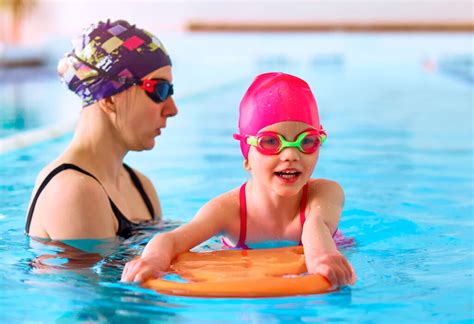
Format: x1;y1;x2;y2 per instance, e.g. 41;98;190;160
98;96;117;114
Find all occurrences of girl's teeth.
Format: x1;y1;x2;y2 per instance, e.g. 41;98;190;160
276;171;299;178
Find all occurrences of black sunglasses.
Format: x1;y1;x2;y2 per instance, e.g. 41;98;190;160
133;78;174;104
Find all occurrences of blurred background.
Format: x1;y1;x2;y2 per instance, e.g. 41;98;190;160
1;0;473;45
0;0;473;43
0;0;472;151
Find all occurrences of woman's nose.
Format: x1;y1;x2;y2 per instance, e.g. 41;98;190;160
162;97;178;118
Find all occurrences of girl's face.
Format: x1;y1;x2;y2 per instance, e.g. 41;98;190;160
114;65;178;151
247;121;320;196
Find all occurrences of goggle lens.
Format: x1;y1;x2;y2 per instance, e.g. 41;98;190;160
156;82;173;101
299;134;321;153
258;135;282;154
140;79;174;103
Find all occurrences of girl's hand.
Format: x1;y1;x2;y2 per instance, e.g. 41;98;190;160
121;255;169;283
310;252;356;288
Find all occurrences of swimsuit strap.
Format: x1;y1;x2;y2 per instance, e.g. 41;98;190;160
299;183;309;226
235;182;309;249
25;163;152;238
123;163;155;219
25;163;100;234
297;183;340;240
235;182;249;249
298;183;309;245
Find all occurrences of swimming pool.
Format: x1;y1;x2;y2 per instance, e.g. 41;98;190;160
0;33;472;322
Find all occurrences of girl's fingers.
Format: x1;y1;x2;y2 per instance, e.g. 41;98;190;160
349;261;357;285
135;271;149;283
339;257;353;285
316;263;339;288
315;254;355;287
121;261;133;282
122;256;165;283
340;256;356;286
121;257;142;282
125;261;139;282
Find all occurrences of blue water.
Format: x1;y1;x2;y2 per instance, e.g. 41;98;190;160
0;33;473;322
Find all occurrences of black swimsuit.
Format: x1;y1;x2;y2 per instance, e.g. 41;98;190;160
25;163;155;238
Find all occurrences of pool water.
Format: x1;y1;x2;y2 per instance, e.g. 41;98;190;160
0;33;472;322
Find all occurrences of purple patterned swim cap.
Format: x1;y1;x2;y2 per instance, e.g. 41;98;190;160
58;20;171;107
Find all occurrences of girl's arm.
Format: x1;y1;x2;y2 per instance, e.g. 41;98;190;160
121;193;235;282
301;180;355;287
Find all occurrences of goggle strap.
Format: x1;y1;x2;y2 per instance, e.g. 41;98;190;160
139;80;157;93
233;134;244;141
320;134;327;145
246;137;258;146
70;53;133;85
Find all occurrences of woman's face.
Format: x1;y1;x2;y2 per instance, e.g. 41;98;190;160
115;65;178;151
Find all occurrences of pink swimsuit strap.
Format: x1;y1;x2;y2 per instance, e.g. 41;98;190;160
235;182;249;248
224;182;308;249
298;183;308;245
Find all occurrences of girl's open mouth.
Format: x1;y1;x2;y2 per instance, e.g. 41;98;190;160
274;170;302;183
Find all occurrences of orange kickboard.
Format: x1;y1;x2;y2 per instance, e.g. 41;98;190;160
143;246;332;297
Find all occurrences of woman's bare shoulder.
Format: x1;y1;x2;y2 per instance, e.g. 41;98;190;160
30;164;115;239
122;166;161;218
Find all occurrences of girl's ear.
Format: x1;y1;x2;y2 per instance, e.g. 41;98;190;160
243;159;251;171
98;96;117;114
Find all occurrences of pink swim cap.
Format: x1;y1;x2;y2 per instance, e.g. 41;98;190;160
237;72;322;159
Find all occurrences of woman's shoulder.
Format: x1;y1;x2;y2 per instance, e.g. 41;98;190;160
120;165;161;218
39;170;108;214
123;165;154;193
29;162;115;239
35;161;97;188
34;161;110;209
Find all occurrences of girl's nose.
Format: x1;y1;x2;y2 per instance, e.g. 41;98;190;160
279;147;300;162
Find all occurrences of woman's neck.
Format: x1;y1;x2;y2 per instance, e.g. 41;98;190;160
64;107;127;185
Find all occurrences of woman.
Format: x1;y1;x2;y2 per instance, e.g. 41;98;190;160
25;19;177;240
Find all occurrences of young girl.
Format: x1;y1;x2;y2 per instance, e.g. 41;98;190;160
122;72;355;288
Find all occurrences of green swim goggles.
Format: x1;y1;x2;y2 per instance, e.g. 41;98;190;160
233;128;327;155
